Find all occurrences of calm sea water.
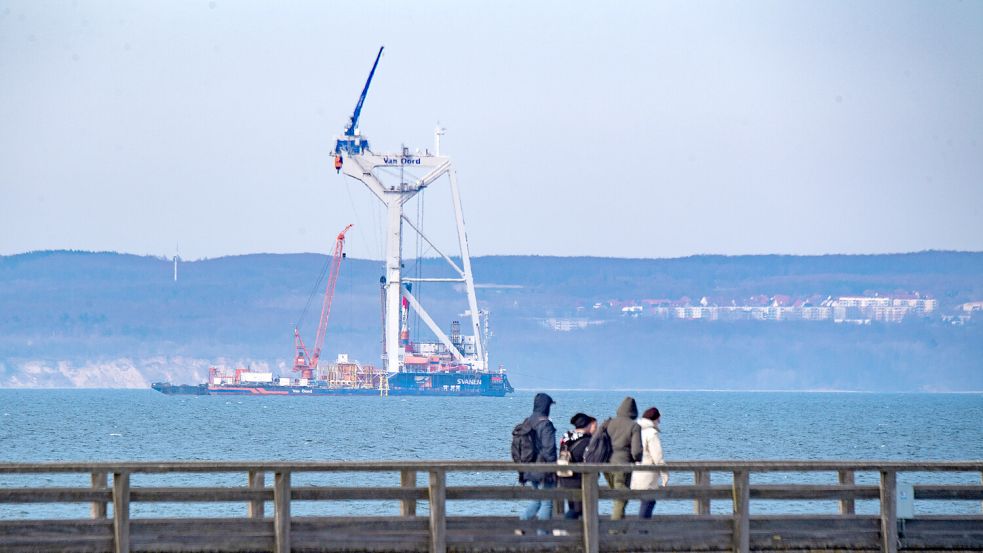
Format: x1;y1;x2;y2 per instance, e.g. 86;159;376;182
1;389;981;518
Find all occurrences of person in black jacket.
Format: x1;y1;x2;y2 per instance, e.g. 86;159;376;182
519;392;557;522
557;412;596;520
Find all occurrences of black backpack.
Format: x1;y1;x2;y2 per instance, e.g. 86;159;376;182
583;419;613;464
511;418;539;464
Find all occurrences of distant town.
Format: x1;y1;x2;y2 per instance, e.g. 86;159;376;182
543;294;983;331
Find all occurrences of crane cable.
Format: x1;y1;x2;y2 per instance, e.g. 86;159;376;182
295;252;331;333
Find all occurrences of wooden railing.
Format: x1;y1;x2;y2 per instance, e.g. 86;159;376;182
1;460;981;553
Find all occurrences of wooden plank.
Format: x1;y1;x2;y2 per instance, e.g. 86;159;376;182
447;517;581;532
292;486;427;501
293;516;429;533
401;469;417;516
1;459;983;474
594;482;878;501
0;487;113;503
913;484;983;500
113;471;130;553
602;515;732;533
749;515;881;549
880;469;897;553
598;485;736;501
900;516;983;548
749;483;879;500
129;534;275;550
290;535;429;552
694;469;710;514
248;470;265;519
129;487;271;502
446;486;580;500
428;469;446;553
581;472;599;553
274;471;290;553
732;469;749;553
92;472;108;519
0;518;114;537
839;469;855;514
0;535;114;551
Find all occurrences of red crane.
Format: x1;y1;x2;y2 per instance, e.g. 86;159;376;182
293;224;353;381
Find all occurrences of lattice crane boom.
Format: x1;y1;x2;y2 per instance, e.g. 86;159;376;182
310;224;353;370
292;224;352;380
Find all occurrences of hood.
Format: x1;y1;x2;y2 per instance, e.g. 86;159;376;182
533;393;555;417
616;396;638;418
638;417;657;430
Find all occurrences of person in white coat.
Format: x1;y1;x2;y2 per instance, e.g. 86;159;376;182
630;407;668;518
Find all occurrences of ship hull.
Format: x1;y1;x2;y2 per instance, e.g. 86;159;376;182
152;372;513;397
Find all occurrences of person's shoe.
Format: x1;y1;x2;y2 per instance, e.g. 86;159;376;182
514;529;524;536
552;529;569;536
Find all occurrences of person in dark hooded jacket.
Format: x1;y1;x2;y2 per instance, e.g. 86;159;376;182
604;396;642;520
518;392;557;522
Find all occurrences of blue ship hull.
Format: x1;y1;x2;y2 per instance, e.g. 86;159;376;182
152;371;513;397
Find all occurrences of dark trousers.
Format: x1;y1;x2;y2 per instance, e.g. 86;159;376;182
558;476;583;519
639;499;656;518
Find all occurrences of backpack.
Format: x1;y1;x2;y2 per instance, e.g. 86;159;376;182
583;419;613;464
511;418;539;464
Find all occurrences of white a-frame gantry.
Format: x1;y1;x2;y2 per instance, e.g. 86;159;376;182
339;144;486;375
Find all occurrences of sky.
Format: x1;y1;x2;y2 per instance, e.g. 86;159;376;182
1;1;981;260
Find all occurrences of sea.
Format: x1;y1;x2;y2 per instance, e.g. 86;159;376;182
1;389;981;519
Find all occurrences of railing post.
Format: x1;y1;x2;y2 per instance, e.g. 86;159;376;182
880;470;898;553
274;471;291;553
732;470;750;553
838;469;855;514
112;471;130;553
248;470;265;518
401;469;417;516
91;472;108;519
581;470;599;553
428;469;446;553
694;469;710;514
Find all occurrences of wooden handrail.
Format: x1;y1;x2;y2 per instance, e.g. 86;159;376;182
1;459;981;473
1;460;981;553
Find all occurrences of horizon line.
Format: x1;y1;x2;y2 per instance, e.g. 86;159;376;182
3;247;983;264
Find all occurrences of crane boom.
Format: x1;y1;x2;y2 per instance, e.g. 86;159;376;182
292;224;353;380
310;224;353;370
334;47;384;157
347;46;384;137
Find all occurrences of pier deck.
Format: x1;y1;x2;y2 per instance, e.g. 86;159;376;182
1;460;981;553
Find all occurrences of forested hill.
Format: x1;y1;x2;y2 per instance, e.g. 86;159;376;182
1;250;981;391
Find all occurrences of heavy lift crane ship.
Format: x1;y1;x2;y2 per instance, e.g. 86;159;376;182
150;46;513;396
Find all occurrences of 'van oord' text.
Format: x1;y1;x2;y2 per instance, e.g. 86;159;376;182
382;156;422;165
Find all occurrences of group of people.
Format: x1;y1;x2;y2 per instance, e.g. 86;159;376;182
516;392;668;521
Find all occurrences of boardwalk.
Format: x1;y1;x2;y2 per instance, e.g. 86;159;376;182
1;460;981;553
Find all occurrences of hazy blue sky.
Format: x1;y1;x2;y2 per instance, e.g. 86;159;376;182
1;1;981;260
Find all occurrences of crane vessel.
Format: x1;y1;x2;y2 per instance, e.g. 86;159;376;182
152;47;513;397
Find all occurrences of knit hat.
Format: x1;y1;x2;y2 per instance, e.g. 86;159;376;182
570;412;596;429
642;407;661;421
